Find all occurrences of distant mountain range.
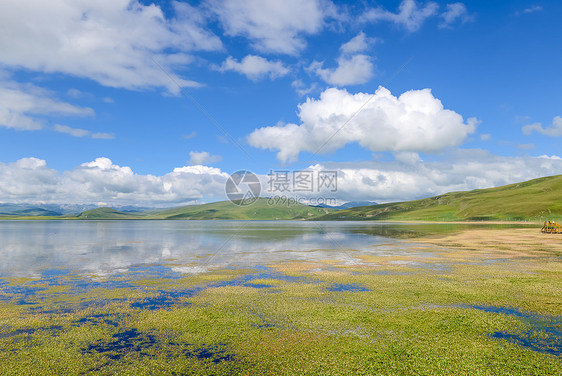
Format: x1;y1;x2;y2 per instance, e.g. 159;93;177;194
0;203;151;217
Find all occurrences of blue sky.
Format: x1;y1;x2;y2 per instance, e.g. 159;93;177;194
1;0;561;206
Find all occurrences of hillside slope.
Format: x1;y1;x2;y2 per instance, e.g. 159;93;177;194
146;198;333;220
78;208;142;219
314;175;562;222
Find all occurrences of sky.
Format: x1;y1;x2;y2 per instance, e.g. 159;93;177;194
1;0;561;207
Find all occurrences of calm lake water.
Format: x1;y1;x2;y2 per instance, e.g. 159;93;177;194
0;220;533;278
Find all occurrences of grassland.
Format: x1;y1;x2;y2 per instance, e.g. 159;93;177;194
78;207;144;219
315;174;562;222
0;226;560;375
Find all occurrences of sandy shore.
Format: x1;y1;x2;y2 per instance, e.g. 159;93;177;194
414;227;562;259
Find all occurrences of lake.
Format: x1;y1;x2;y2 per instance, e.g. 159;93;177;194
0;220;531;278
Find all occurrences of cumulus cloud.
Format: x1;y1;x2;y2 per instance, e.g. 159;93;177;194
310;32;376;86
189;151;222;165
0;158;60;200
311;55;374;86
362;0;439;32
439;3;473;28
300;151;562;203
1;153;562;206
248;86;477;162
0;0;222;93
522;116;562;137
54;124;114;139
207;0;333;55
218;55;289;81
0;157;229;206
0;81;94;130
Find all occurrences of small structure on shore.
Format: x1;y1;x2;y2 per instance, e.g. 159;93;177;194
541;220;562;233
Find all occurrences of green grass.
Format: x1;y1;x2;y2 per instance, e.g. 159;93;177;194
315;174;562;222
77;207;143;219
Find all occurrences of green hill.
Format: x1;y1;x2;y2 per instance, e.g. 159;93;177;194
146;198;333;220
78;207;141;220
314;175;562;222
73;199;334;220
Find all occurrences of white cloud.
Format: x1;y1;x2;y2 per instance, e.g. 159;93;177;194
189;151;222;165
0;81;93;130
362;0;439;32
340;32;377;54
538;155;562;160
0;158;60;199
183;132;197;140
248;86;477;162
311;33;377;86
0;0;222;93
302;151;562;203
311;55;375;86
515;5;543;16
291;80;318;97
480;133;491;141
54;124;114;139
439;3;473;28
0;157;230;206
54;124;90;138
1;153;562;206
91;132;115;140
522;116;562;137
207;0;333;55
218;55;289;81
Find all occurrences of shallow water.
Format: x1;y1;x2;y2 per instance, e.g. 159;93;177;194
0;220;532;278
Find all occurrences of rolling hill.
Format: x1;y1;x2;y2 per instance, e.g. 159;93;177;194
146;198;333;220
77;207;143;219
74;199;334;220
313;175;562;222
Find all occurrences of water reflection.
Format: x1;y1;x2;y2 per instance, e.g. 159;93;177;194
0;220;532;278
